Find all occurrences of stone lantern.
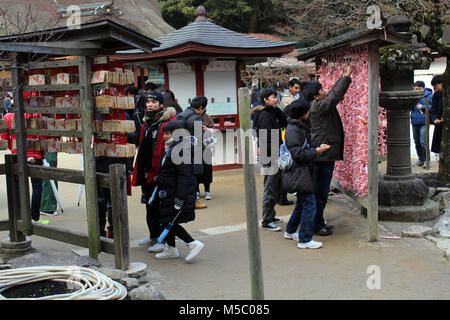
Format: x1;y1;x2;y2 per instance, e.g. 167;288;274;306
377;17;440;221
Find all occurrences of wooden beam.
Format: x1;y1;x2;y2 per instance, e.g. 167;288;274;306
23;84;81;92
367;42;380;242
31;41;102;49
11;55;32;235
19;222;115;255
23;56;109;69
330;178;369;208
10;129;112;140
18;164;110;188
0;42;100;56
109;164;130;270
79;56;101;259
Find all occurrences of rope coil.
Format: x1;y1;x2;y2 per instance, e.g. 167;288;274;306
0;266;128;300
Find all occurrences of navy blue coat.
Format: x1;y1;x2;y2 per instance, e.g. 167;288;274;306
411;88;433;125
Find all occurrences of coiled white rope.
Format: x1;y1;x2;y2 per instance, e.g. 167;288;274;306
0;266;128;300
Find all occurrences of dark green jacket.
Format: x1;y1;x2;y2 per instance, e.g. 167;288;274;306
309;76;351;162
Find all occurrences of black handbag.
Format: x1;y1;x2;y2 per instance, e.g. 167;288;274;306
281;164;314;194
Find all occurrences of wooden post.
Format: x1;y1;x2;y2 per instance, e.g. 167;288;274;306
11;54;32;235
5;154;25;242
367;43;379;242
79;56;100;259
425;99;430;170
109;163;130;270
238;87;264;300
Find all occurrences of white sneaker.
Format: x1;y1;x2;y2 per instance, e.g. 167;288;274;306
298;240;323;249
148;242;165;252
262;222;281;232
155;244;179;259
185;240;204;262
196;192;200;200
139;237;156;247
204;192;212;200
40;211;59;216
284;232;299;241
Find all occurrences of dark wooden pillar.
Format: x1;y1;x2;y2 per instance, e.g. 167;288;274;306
5;154;26;242
195;62;205;96
109;163;130;270
11;54;32;235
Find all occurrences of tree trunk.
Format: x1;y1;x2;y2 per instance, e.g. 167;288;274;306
437;58;450;184
249;14;259;33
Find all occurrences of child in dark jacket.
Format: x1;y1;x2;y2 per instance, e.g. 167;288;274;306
153;120;205;262
283;99;330;249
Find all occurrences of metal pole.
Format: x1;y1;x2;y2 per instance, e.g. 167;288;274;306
238;87;264;300
425;99;430;170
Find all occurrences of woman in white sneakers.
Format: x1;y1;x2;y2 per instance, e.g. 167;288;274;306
153;120;205;262
283;99;330;249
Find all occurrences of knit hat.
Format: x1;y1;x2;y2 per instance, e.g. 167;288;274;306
289;99;310;119
145;91;164;105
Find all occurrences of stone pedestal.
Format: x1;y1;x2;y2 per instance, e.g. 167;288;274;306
377;66;440;221
1;237;32;255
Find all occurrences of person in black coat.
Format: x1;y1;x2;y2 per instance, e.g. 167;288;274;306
176;96;208;209
430;75;443;156
153;120;205;262
253;88;288;231
283;99;330;249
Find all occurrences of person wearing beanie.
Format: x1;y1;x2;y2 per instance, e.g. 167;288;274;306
151;120;205;262
132;91;177;252
308;65;355;236
176;95;209;209
411;80;433;167
283;99;330;249
253;87;287;231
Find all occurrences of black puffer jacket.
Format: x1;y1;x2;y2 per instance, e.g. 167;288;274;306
309;76;351;161
284;118;318;193
157;138;197;226
176;107;204;176
253;105;287;164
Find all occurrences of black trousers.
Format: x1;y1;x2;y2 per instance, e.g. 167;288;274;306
30;159;43;221
165;223;194;247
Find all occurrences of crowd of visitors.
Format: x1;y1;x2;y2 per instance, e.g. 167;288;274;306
0;70;444;260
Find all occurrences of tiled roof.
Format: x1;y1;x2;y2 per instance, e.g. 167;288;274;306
0;0;174;39
298;27;410;60
154;21;296;52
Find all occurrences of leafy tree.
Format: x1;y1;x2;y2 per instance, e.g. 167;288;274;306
158;0;279;33
278;0;450;182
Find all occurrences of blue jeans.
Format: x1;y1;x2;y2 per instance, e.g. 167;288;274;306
286;192;316;243
313;161;335;232
412;124;427;162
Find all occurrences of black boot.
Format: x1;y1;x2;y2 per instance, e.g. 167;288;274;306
278;191;293;206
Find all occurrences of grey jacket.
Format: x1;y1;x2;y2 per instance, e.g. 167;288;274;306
309;76;352;162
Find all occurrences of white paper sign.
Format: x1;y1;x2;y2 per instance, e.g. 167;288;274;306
206;61;236;72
